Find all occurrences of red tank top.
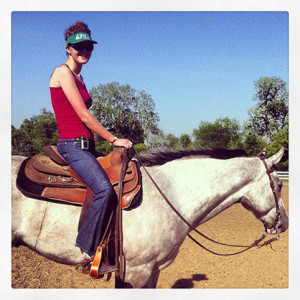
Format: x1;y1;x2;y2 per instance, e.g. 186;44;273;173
50;73;93;140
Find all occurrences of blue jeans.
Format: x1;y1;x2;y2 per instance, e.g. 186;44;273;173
57;138;115;256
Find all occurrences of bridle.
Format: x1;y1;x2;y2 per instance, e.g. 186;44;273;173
259;157;282;238
134;149;282;256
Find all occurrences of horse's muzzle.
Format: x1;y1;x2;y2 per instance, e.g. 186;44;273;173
264;213;288;235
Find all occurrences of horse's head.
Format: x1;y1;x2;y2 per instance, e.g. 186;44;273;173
240;147;288;235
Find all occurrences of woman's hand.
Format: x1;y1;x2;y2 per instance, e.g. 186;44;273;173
112;138;133;149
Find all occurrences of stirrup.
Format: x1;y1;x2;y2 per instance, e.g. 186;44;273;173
90;246;103;277
89;246;118;277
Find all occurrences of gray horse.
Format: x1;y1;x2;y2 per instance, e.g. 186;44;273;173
11;147;288;288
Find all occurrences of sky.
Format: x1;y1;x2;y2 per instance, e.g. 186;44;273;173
11;11;288;137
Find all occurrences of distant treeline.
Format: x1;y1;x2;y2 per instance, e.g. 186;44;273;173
12;78;288;170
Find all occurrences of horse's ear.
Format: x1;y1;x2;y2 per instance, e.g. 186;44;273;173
266;147;285;166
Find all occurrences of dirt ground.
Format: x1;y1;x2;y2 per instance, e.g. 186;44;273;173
11;186;288;289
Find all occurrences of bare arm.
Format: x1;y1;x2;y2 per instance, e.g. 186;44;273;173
53;66;132;148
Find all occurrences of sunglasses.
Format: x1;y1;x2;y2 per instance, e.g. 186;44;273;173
69;43;94;52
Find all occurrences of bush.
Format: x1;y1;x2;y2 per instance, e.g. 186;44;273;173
133;143;148;154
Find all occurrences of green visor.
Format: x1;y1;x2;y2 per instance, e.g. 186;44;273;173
66;32;97;45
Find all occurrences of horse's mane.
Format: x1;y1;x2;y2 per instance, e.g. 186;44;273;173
136;147;248;167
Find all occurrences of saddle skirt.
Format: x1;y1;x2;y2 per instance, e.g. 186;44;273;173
17;146;142;210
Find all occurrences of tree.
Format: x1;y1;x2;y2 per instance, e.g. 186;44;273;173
267;118;289;170
90;82;160;145
12;125;23;155
246;77;288;143
11;109;58;156
146;131;166;150
193;117;241;149
241;132;267;156
179;134;192;149
165;133;180;149
133;143;149;154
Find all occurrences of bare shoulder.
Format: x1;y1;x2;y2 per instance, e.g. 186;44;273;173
54;64;72;77
50;64;72;87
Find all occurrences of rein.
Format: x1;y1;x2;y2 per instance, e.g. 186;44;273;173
133;149;281;256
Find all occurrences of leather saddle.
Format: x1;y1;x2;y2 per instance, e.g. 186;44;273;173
17;145;142;279
17;145;142;210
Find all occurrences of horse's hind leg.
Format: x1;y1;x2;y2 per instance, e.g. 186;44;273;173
12;233;23;247
115;277;133;288
143;270;160;288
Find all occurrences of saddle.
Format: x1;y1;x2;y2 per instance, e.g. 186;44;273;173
18;145;142;210
17;145;142;279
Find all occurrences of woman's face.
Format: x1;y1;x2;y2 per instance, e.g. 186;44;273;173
66;42;94;65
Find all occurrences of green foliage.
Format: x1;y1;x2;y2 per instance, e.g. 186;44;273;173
161;133;192;150
94;140;113;156
146;132;192;151
12;125;23;155
95;141;148;157
193;117;241;149
179;134;192;149
90;82;160;145
133;143;149;154
164;133;180;149
12;109;58;156
246;77;288;142
241;132;267;156
267;118;289;170
144;131;166;150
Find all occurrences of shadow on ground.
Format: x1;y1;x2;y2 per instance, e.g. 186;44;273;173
172;274;208;288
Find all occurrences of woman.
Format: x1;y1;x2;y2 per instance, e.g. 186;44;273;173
49;21;132;274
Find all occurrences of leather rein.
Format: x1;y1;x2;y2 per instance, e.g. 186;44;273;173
134;150;282;256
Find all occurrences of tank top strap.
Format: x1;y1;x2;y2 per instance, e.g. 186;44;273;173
64;64;85;85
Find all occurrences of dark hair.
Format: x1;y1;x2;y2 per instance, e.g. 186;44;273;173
64;21;91;41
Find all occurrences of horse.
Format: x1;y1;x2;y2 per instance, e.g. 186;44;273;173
11;147;288;288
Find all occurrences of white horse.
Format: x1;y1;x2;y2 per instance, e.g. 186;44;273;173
11;147;288;288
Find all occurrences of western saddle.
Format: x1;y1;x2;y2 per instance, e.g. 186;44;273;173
20;145;141;208
16;145;142;279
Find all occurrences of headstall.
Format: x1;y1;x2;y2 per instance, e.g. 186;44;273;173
259;157;282;239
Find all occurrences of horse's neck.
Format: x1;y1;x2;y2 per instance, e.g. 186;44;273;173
154;156;260;226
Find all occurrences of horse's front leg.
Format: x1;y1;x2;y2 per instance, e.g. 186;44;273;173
143;269;160;288
116;263;156;288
